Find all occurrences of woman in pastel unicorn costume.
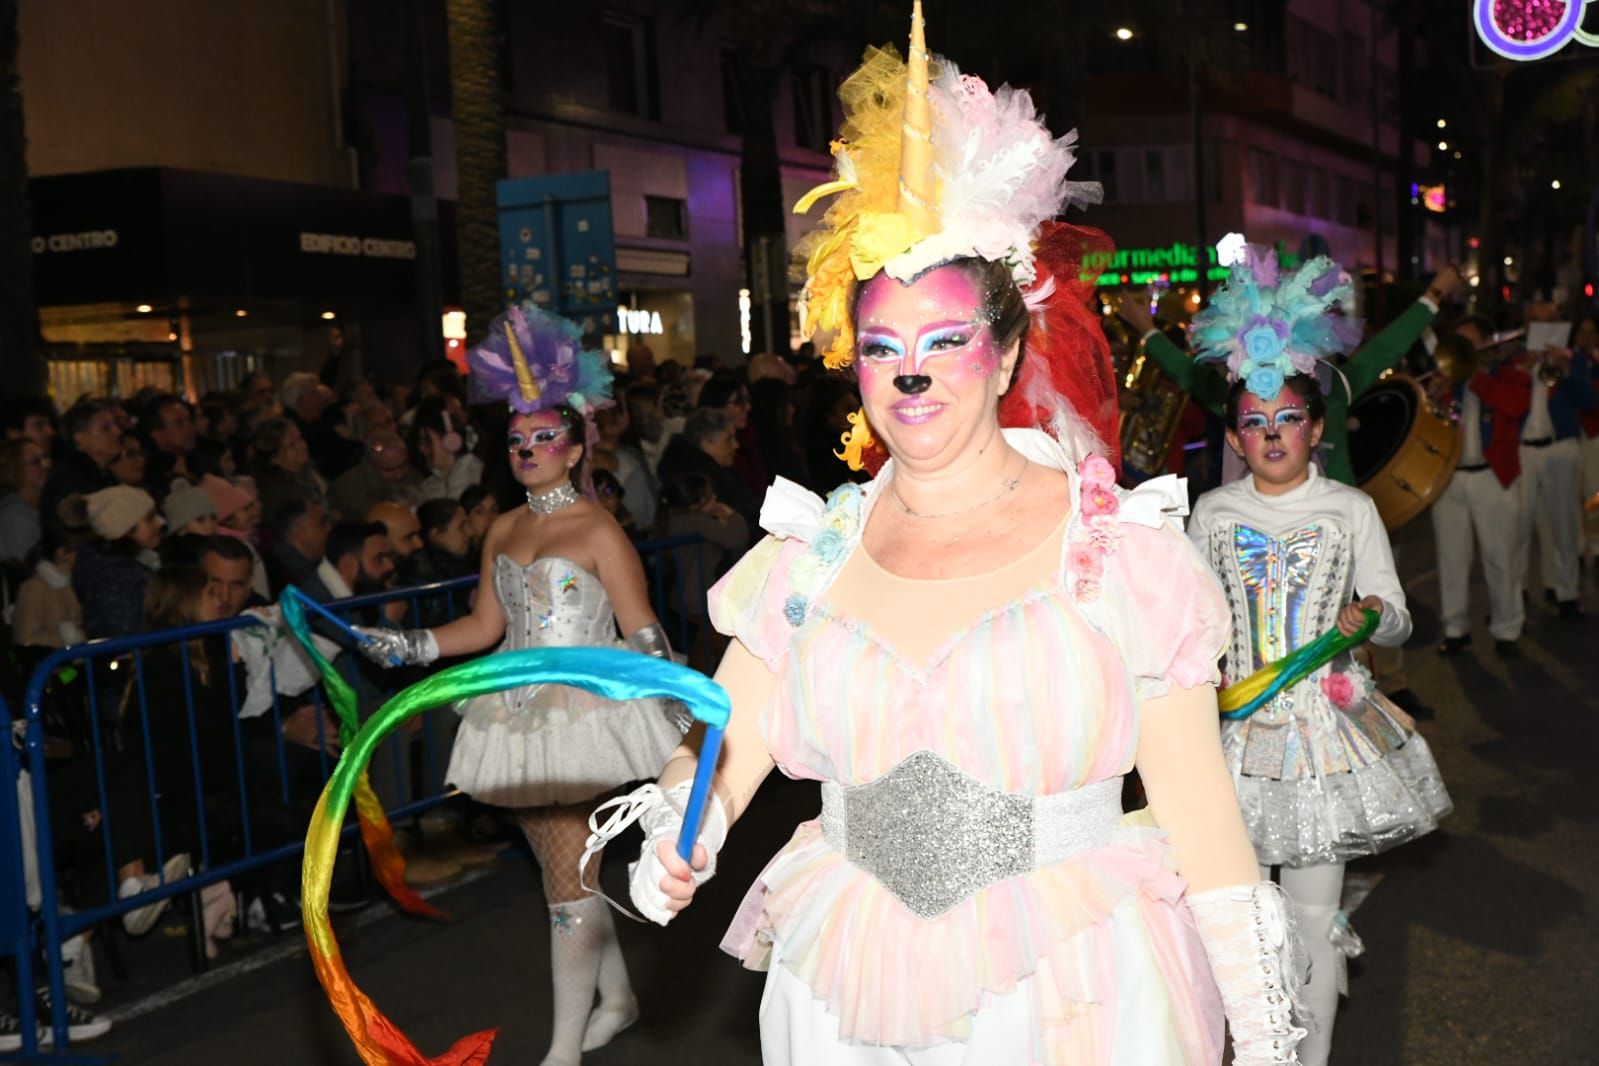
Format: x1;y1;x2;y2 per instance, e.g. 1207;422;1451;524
353;304;688;1066
1186;246;1451;1066
586;6;1309;1064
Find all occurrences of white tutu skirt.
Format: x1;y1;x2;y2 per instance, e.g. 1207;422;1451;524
446;681;684;808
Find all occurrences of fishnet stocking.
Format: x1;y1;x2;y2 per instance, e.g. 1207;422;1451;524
517;802;599;904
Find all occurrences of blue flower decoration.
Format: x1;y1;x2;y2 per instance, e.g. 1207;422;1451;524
1242;322;1285;363
825;483;864;512
1245;365;1285;402
783;594;808;627
812;528;846;564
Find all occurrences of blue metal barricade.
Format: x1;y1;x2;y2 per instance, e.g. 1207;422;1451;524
8;535;705;1060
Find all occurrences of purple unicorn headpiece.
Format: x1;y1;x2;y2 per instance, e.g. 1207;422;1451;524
467;303;613;418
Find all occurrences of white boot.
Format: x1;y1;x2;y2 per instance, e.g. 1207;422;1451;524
541;897;605;1066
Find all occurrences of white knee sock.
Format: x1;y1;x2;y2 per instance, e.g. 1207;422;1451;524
1278;861;1346;1066
542;897;605;1066
580;902;639;1051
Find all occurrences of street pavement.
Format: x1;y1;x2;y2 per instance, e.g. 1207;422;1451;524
84;521;1599;1064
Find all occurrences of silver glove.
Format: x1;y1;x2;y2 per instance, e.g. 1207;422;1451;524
351;626;439;667
626;623;693;733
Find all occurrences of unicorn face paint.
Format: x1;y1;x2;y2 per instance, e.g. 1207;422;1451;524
508;409;577;492
854;263;1013;465
1227;389;1323;495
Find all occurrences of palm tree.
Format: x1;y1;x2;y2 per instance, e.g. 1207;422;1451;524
445;0;507;340
0;0;41;398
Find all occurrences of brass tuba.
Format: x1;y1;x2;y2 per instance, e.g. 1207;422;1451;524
1103;295;1193;482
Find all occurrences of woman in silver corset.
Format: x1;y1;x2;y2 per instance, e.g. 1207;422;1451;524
356;304;683;1066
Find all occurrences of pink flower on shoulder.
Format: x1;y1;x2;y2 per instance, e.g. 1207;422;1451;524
1082;483;1119;518
1067;540;1103;583
1086;513;1122;554
1080;455;1117;487
1320;672;1356;710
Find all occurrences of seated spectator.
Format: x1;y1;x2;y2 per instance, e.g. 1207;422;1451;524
367;500;421;585
412;498;475;624
187;437;236;480
591;468;640;540
281;371;363;480
458;484;500;552
657;469;749;667
1;394;58;455
162;479;219;537
62;487;163;639
196;391;240;451
198;534;257;618
697;372;767;496
264;498;332;599
409;396;482;501
11;527;85;650
203;474;269;599
0;437;50;563
107;431;147;488
657;408;758;545
750;377;808;486
141;393;197;488
249;416;327;522
321;520;398;601
328;430;422;521
40;400;121;524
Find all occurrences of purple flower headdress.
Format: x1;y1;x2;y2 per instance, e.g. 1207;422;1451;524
1190;244;1362;402
467;302;613;418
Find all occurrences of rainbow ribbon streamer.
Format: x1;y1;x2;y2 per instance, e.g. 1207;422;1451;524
281;588;730;1065
1218;609;1379;721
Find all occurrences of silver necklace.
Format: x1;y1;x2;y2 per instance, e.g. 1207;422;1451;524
526;483;580;514
889;457;1028;520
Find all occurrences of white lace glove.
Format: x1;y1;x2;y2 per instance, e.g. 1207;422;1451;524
580;780;728;926
350;626;438;667
1189;882;1308;1065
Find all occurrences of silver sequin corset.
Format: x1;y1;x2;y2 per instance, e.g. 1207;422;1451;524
1202;521;1353;681
493;554;620;651
819;751;1124;919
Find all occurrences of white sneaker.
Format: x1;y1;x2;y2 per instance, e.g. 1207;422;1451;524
60;935;100;1005
119;853;191;936
35;989;113;1044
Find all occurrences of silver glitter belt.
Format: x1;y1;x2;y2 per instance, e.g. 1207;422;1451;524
819;751;1124;919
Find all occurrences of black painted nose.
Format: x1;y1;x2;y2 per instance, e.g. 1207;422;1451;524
517;448;535;460
893;374;932;395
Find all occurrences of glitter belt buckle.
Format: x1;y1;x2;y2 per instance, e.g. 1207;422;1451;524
819;751;1123;919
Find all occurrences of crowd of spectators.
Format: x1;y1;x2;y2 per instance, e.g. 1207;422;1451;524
0;341;856;1028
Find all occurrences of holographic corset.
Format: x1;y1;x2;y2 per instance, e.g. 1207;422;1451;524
1202;521;1353;683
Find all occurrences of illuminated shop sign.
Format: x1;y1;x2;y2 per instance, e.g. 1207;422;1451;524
1083;243;1227;287
31;229;119;253
1085;240;1304;287
1473;0;1598;61
617;305;664;335
299;231;417;260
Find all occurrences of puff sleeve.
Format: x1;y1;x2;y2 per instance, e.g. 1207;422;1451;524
706;535;808;670
1101;521;1230;700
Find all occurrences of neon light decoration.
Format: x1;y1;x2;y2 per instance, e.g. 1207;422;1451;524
1473;0;1598;61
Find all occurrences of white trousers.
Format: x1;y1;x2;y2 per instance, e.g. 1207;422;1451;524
1519;439;1585;601
1581;434;1599;554
1432;468;1525;640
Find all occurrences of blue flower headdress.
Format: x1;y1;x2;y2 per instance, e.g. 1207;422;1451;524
467;302;613;417
1190;245;1362;402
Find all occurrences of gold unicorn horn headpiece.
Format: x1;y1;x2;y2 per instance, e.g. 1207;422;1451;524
504;319;541;405
897;0;937;235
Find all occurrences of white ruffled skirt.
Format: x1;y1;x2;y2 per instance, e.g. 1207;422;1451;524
446;681;683;808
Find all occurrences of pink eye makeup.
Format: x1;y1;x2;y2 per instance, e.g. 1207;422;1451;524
507;427;568;452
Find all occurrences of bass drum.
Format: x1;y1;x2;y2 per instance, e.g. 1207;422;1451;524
1347;375;1462;531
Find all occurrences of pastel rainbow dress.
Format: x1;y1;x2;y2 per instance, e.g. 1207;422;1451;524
709;429;1236;1064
